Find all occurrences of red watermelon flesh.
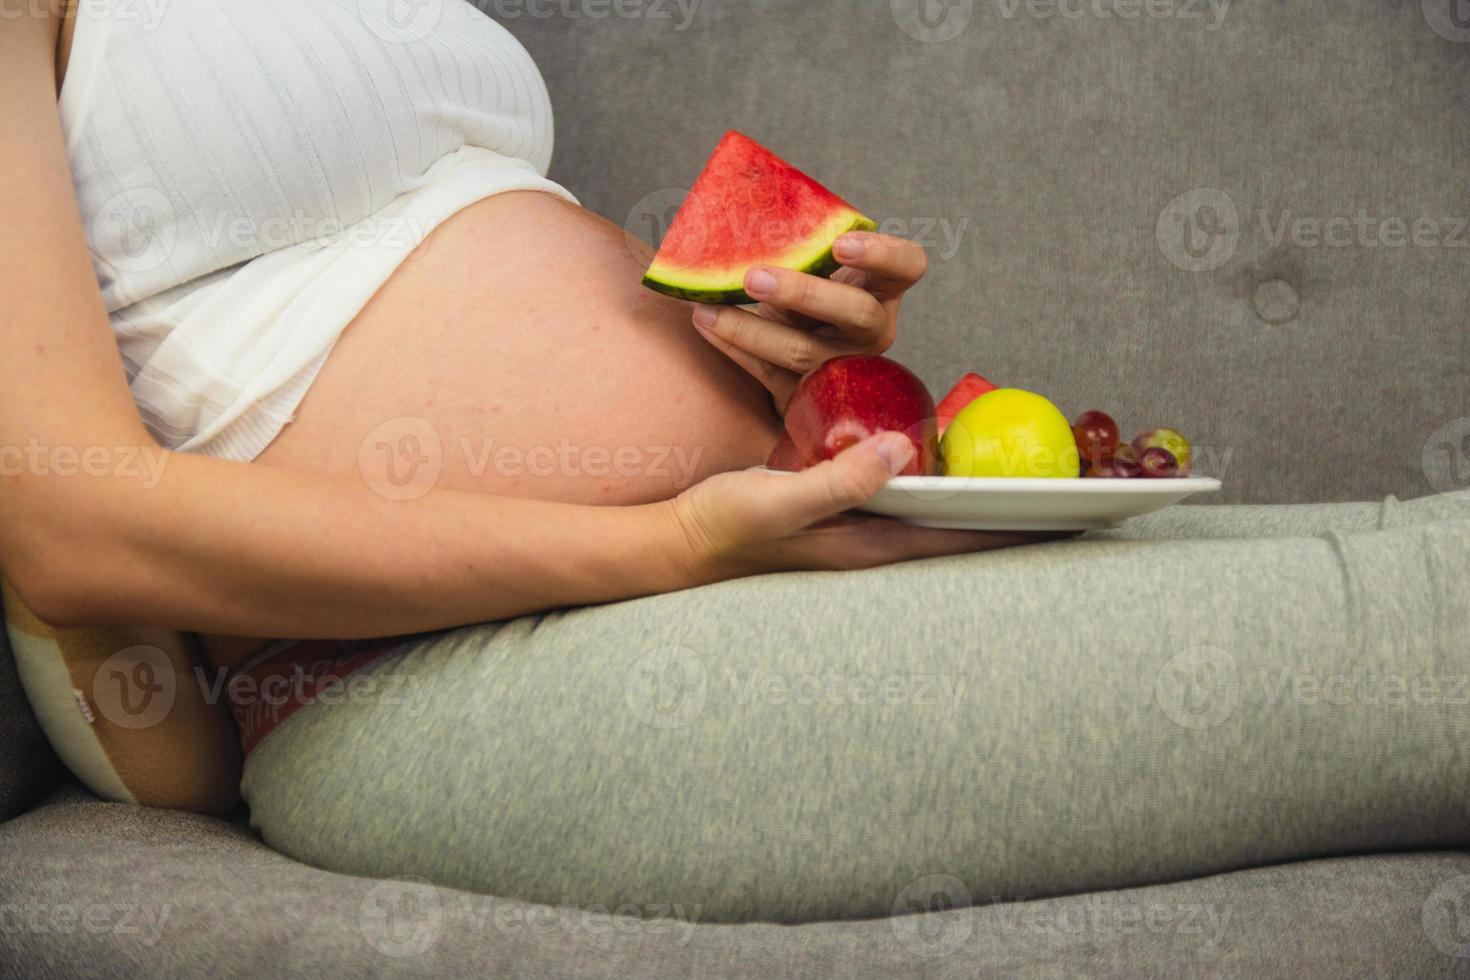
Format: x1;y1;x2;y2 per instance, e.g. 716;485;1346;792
936;372;999;433
641;131;876;305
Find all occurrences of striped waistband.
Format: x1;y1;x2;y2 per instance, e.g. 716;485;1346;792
227;637;410;755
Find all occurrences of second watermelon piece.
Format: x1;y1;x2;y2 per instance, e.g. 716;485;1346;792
641;131;877;305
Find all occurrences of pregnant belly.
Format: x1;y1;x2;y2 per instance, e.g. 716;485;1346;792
203;190;783;670
253;190;783;505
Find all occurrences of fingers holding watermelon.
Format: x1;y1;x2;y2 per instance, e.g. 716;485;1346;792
831;231;929;301
744;262;890;344
643;132;930;416
692;304;844;408
688;238;929;412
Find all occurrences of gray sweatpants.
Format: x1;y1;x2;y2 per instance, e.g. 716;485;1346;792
242;492;1470;923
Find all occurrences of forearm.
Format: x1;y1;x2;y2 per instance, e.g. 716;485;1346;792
11;447;691;637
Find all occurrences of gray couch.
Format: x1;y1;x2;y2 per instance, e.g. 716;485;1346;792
4;1;1469;975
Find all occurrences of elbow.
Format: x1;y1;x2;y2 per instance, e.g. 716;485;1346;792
4;554;101;630
3;507;141;629
2;445;168;630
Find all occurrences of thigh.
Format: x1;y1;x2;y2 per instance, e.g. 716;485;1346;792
241;520;1470;922
1095;489;1470;541
255;190;782;505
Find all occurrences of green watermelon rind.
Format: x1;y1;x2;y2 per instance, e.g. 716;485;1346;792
642;213;878;306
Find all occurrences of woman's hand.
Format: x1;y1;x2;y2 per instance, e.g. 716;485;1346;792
664;431;1053;583
690;232;928;412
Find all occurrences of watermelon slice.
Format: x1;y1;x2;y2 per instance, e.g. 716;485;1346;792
935;372;999;433
642;131;877;305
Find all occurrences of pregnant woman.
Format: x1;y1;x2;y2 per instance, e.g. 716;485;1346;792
5;0;1467;923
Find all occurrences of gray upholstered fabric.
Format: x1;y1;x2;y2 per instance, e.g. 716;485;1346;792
0;615;59;823
493;0;1470;505
3;786;1469;978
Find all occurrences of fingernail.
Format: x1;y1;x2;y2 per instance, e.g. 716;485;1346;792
745;267;777;296
691;305;717;328
835;235;865;261
874;432;914;475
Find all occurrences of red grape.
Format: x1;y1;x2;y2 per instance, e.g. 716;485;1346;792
1138;446;1180;478
1073;410;1121;466
1083;444;1141;478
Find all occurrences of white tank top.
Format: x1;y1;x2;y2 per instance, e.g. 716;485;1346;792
62;0;574;460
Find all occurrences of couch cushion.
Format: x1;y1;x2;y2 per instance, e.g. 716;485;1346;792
495;0;1470;504
0;615;60;822
1;786;1467;978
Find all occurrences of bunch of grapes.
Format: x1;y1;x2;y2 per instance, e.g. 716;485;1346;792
1072;411;1192;479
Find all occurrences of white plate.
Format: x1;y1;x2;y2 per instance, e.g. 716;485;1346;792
758;469;1222;530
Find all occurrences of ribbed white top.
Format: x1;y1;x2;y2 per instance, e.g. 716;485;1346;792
62;0;573;460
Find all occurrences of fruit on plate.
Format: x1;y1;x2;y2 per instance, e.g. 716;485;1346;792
641;131;877;305
784;355;938;476
1138;446;1180;479
1132;428;1192;475
1083;443;1141;479
1088;453;1142;479
941;388;1080;478
935;372;999;433
1072;410;1121;468
765;433;815;472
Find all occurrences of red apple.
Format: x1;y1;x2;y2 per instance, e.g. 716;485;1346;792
784;355;938;476
935;372;999;434
765;433;814;472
